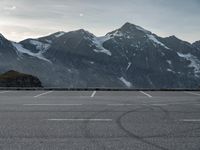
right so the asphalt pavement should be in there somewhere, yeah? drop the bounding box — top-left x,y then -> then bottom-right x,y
0,90 -> 199,150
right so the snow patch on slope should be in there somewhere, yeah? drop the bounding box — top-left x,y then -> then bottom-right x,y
177,52 -> 200,76
55,32 -> 65,38
167,60 -> 172,65
12,42 -> 51,63
147,35 -> 170,49
119,77 -> 132,88
93,49 -> 111,56
126,62 -> 132,71
110,31 -> 123,37
45,40 -> 52,44
29,40 -> 50,52
167,68 -> 175,73
92,36 -> 112,56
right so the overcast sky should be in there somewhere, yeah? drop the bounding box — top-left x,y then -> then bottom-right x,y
0,0 -> 199,42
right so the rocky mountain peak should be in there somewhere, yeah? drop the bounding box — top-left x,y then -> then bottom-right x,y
1,22 -> 200,88
0,33 -> 8,42
120,22 -> 151,34
166,35 -> 180,41
72,29 -> 95,38
193,40 -> 200,49
0,33 -> 4,38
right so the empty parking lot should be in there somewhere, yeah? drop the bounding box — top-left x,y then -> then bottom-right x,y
0,90 -> 199,150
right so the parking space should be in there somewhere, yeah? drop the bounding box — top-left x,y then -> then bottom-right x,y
1,90 -> 200,105
1,90 -> 200,98
36,91 -> 93,97
0,90 -> 44,97
0,90 -> 200,150
145,91 -> 200,97
95,91 -> 146,97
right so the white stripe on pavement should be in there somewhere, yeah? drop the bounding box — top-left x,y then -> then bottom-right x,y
24,104 -> 82,106
0,91 -> 10,94
107,104 -> 134,106
151,104 -> 168,106
180,119 -> 200,122
47,119 -> 112,122
140,91 -> 152,98
91,91 -> 96,98
34,91 -> 53,98
184,92 -> 200,96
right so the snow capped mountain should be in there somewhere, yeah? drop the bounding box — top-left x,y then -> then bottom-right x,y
0,22 -> 200,88
12,42 -> 51,63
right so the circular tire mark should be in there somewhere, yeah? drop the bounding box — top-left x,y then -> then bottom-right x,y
141,105 -> 200,139
116,106 -> 169,150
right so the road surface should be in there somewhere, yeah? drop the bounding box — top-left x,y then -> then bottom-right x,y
0,90 -> 199,150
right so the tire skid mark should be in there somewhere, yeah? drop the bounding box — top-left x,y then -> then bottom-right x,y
141,106 -> 200,139
116,106 -> 169,150
153,105 -> 172,122
142,127 -> 200,139
83,109 -> 108,149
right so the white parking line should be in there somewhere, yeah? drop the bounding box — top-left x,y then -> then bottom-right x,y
23,104 -> 82,106
150,104 -> 168,106
91,91 -> 96,98
180,119 -> 200,122
47,119 -> 112,122
107,104 -> 134,106
34,91 -> 53,98
184,92 -> 200,96
0,91 -> 10,94
107,103 -> 168,106
140,91 -> 152,98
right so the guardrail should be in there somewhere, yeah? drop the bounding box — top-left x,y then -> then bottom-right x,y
0,87 -> 200,91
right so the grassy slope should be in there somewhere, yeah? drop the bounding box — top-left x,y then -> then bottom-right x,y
0,70 -> 33,80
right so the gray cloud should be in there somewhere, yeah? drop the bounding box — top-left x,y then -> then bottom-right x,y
0,0 -> 199,42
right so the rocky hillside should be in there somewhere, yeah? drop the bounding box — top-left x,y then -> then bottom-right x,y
0,22 -> 200,88
193,41 -> 200,50
0,70 -> 42,87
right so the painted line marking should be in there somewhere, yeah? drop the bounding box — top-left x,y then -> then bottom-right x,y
107,103 -> 167,106
47,119 -> 112,122
107,104 -> 133,106
34,91 -> 53,98
140,91 -> 152,98
23,103 -> 200,107
184,92 -> 200,96
151,104 -> 168,106
23,104 -> 82,106
0,91 -> 10,94
180,119 -> 200,122
108,103 -> 200,106
91,91 -> 96,98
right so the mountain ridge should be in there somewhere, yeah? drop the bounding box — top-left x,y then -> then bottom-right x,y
0,22 -> 200,88
1,22 -> 199,45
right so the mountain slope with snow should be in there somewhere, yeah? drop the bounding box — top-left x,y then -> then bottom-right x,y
0,22 -> 200,88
